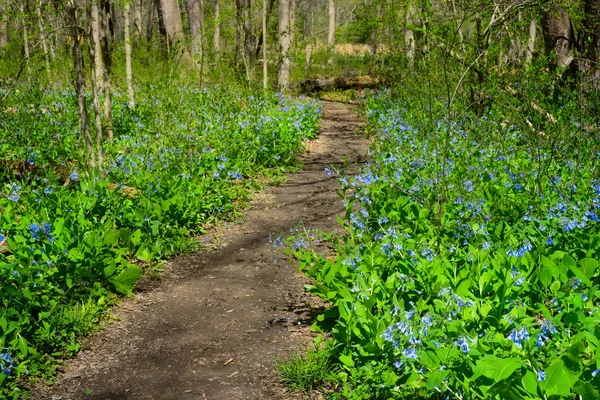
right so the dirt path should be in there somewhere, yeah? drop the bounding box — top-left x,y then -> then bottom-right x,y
36,101 -> 367,400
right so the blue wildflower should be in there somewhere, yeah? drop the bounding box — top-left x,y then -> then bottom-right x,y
537,369 -> 546,382
592,369 -> 600,378
454,336 -> 470,353
70,170 -> 79,181
402,347 -> 418,359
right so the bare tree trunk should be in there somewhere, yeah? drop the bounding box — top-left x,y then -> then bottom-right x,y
158,0 -> 193,66
147,0 -> 156,42
263,0 -> 268,90
541,7 -> 574,70
327,0 -> 335,47
305,43 -> 311,74
289,0 -> 295,44
186,0 -> 204,58
67,2 -> 96,168
124,1 -> 135,108
278,0 -> 290,90
369,3 -> 383,74
20,3 -> 31,76
90,1 -> 104,170
133,0 -> 142,43
405,3 -> 415,69
154,0 -> 168,53
525,19 -> 536,65
91,1 -> 104,92
0,5 -> 8,48
235,0 -> 256,79
100,0 -> 114,141
213,0 -> 220,57
36,0 -> 51,80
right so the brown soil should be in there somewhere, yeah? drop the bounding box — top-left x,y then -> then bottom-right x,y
34,101 -> 367,400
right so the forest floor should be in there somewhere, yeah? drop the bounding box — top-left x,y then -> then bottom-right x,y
33,101 -> 367,400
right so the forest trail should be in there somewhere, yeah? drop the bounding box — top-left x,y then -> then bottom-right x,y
36,101 -> 367,400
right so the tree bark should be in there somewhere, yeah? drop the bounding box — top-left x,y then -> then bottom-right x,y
158,0 -> 193,65
541,7 -> 574,70
0,5 -> 8,48
289,0 -> 295,44
36,0 -> 51,79
67,2 -> 96,168
525,19 -> 536,65
370,3 -> 383,74
263,0 -> 268,90
133,0 -> 142,43
405,2 -> 415,68
186,0 -> 204,58
213,0 -> 220,57
278,0 -> 290,90
90,0 -> 104,169
124,1 -> 135,108
327,0 -> 335,47
100,0 -> 114,141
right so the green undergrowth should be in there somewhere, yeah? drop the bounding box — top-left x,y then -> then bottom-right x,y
286,70 -> 600,399
0,83 -> 321,396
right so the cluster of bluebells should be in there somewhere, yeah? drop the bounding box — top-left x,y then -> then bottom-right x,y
0,350 -> 14,376
29,222 -> 54,243
306,93 -> 600,397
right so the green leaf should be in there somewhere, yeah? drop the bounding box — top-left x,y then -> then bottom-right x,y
130,229 -> 142,246
109,266 -> 142,296
103,230 -> 119,246
17,335 -> 28,357
473,355 -> 522,383
579,258 -> 598,280
540,266 -> 553,287
522,370 -> 538,395
573,380 -> 600,400
543,360 -> 573,397
339,354 -> 354,367
425,369 -> 449,390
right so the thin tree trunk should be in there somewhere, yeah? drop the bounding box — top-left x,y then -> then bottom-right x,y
21,3 -> 31,76
278,0 -> 290,90
526,19 -> 536,65
36,0 -> 51,80
213,0 -> 220,57
154,0 -> 167,53
405,3 -> 415,69
133,0 -> 142,43
67,2 -> 95,168
100,0 -> 114,141
305,43 -> 311,74
289,0 -> 295,44
186,0 -> 204,57
263,0 -> 268,90
0,5 -> 8,48
90,1 -> 104,170
147,0 -> 156,42
327,0 -> 335,47
369,3 -> 382,74
124,1 -> 135,108
91,0 -> 104,92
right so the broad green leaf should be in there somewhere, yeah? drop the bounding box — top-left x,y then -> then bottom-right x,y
522,370 -> 538,395
473,355 -> 522,383
579,258 -> 598,280
573,380 -> 600,400
109,266 -> 142,296
103,230 -> 119,246
339,354 -> 354,367
543,360 -> 573,397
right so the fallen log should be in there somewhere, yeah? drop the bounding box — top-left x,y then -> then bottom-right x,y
299,75 -> 383,93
